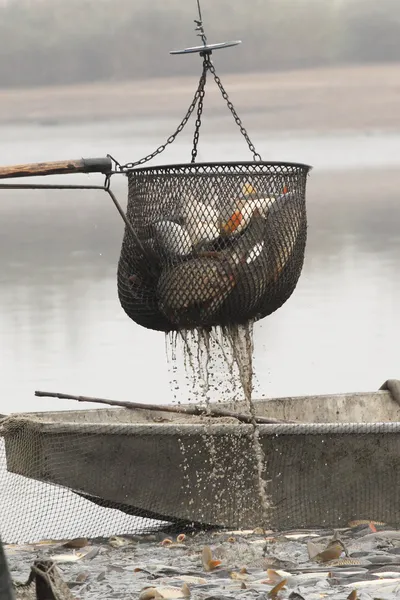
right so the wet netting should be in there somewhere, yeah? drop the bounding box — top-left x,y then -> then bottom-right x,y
117,162 -> 309,332
112,51 -> 311,333
1,397 -> 400,545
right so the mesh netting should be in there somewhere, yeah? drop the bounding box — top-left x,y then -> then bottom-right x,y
1,396 -> 400,545
117,162 -> 310,331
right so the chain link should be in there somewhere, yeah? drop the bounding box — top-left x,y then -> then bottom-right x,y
191,59 -> 207,163
208,61 -> 261,161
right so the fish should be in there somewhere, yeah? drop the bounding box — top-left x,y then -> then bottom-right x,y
201,546 -> 222,572
220,184 -> 294,237
230,571 -> 249,581
372,571 -> 400,578
283,533 -> 321,540
206,209 -> 270,315
157,185 -> 301,325
243,182 -> 258,197
176,576 -> 207,584
180,195 -> 221,247
157,255 -> 236,326
326,558 -> 363,567
139,585 -> 190,599
357,530 -> 400,541
222,194 -> 303,317
314,539 -> 348,563
145,220 -> 194,259
221,196 -> 275,236
108,535 -> 133,548
49,551 -> 87,563
348,519 -> 386,529
62,537 -> 88,549
265,568 -> 330,587
344,577 -> 400,589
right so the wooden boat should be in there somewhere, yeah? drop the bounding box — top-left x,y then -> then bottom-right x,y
1,387 -> 400,530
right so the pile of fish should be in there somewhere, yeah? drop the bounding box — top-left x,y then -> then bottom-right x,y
5,521 -> 400,599
126,182 -> 301,328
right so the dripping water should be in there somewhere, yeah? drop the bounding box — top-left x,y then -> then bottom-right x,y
222,321 -> 271,522
165,322 -> 270,528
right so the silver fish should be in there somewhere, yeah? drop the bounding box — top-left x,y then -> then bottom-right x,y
147,220 -> 193,259
345,577 -> 400,588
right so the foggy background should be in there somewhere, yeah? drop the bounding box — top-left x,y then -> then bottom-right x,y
0,0 -> 399,88
0,0 -> 399,412
0,0 -> 400,545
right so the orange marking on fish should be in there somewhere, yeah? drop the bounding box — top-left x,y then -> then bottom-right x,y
202,546 -> 222,572
283,185 -> 288,194
369,522 -> 377,532
222,210 -> 243,234
160,538 -> 173,546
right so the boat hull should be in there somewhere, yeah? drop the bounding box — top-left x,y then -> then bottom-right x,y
2,391 -> 400,529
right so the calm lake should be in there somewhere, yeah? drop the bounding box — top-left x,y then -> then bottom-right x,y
1,120 -> 400,414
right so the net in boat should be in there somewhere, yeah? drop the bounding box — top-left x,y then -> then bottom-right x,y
1,394 -> 400,545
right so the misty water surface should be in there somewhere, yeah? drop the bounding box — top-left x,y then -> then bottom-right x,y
0,120 -> 400,542
1,120 -> 400,415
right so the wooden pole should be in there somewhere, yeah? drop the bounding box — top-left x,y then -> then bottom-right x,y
34,390 -> 293,424
0,157 -> 112,179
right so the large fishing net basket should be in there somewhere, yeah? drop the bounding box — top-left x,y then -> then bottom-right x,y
117,161 -> 310,332
112,51 -> 311,332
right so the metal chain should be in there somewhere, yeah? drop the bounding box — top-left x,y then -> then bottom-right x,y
208,61 -> 262,161
119,53 -> 261,169
120,60 -> 208,171
191,58 -> 208,163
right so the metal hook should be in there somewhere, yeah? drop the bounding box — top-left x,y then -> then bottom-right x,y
170,0 -> 241,56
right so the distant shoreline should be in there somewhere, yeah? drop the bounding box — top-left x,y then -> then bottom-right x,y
0,63 -> 400,133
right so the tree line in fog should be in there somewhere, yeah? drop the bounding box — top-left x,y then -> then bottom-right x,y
0,0 -> 399,88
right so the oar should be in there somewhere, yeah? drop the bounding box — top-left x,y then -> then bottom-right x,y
0,156 -> 112,179
34,390 -> 294,424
